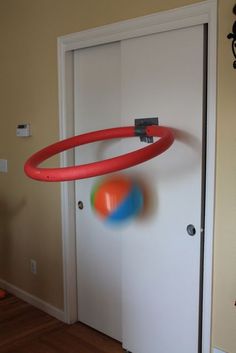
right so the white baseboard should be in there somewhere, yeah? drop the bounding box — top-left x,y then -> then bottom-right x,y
213,348 -> 227,353
0,278 -> 65,322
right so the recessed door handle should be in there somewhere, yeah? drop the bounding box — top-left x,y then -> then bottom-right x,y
78,201 -> 84,210
186,224 -> 196,236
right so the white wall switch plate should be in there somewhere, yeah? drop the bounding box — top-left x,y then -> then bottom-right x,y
214,348 -> 227,353
16,123 -> 31,137
0,159 -> 8,172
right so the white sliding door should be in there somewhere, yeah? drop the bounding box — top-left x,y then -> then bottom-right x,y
120,25 -> 205,353
74,42 -> 122,341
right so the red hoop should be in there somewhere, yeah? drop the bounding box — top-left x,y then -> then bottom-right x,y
24,125 -> 174,182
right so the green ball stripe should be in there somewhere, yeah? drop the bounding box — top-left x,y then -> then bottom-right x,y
90,180 -> 102,208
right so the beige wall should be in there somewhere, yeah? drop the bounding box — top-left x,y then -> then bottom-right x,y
0,0 -> 235,352
213,1 -> 236,352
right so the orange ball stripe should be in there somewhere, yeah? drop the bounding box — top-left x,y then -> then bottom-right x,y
94,177 -> 132,218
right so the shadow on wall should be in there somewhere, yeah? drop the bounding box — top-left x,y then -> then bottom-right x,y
0,198 -> 26,278
95,127 -> 201,180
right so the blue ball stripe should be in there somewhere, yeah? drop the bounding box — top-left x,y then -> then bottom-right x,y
107,184 -> 143,223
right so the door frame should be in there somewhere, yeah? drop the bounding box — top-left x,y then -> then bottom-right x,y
57,1 -> 217,352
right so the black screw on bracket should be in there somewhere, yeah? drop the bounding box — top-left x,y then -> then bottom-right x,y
227,4 -> 236,69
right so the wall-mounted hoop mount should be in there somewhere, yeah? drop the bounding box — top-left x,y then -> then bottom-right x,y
135,117 -> 159,143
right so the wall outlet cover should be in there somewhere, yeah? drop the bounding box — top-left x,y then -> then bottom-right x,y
0,159 -> 8,173
30,259 -> 37,275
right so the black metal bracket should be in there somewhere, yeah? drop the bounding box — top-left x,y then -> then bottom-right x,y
227,4 -> 236,69
134,117 -> 159,143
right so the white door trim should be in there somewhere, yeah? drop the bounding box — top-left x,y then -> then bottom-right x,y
57,2 -> 217,352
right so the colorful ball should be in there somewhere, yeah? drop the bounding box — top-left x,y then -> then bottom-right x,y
91,175 -> 143,223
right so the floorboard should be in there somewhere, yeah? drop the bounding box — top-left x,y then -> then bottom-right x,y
0,294 -> 123,353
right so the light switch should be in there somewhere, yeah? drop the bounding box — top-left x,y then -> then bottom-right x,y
0,159 -> 8,172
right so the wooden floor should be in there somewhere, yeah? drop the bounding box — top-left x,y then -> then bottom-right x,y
0,294 -> 123,353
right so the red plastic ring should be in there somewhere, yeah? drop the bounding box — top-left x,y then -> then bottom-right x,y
24,125 -> 174,182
